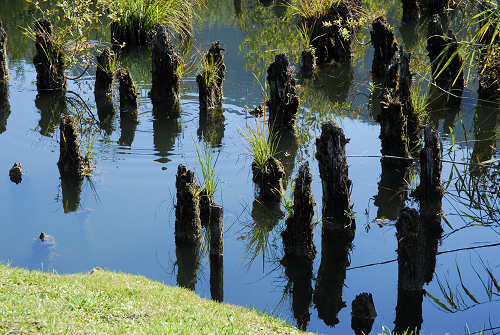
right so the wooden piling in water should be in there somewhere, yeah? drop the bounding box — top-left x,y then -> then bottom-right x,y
417,125 -> 443,202
33,19 -> 66,93
196,42 -> 225,115
209,204 -> 224,257
57,115 -> 86,178
281,162 -> 316,261
150,25 -> 181,119
351,293 -> 377,335
0,20 -> 8,83
210,254 -> 223,302
315,120 -> 354,234
95,48 -> 114,101
267,53 -> 299,132
117,68 -> 138,114
370,16 -> 398,79
175,165 -> 202,245
252,156 -> 285,202
378,97 -> 410,159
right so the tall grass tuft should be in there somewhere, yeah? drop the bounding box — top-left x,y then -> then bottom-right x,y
288,0 -> 341,19
194,141 -> 220,201
241,120 -> 279,172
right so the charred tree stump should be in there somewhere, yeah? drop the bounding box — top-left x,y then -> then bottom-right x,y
401,0 -> 419,23
252,156 -> 285,202
210,254 -> 223,302
378,97 -> 410,159
209,204 -> 224,257
9,162 -> 23,184
399,48 -> 421,149
280,255 -> 314,330
117,68 -> 138,114
306,1 -> 353,64
150,26 -> 181,119
267,53 -> 299,132
175,165 -> 202,245
351,293 -> 377,335
281,162 -> 316,261
33,19 -> 66,93
0,20 -> 8,83
370,16 -> 398,79
57,115 -> 88,178
301,47 -> 316,77
316,121 -> 354,234
426,15 -> 464,94
196,42 -> 225,115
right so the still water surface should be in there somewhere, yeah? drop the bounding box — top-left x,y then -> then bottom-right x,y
1,1 -> 499,334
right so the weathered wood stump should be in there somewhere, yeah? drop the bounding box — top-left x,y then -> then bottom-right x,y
415,125 -> 443,204
281,162 -> 316,261
267,53 -> 299,132
370,16 -> 398,79
0,19 -> 8,83
9,162 -> 23,184
351,293 -> 377,335
305,1 -> 353,64
117,68 -> 138,114
0,81 -> 9,134
398,48 -> 421,149
95,48 -> 114,100
301,47 -> 316,77
426,15 -> 464,94
58,115 -> 88,178
209,204 -> 224,257
150,25 -> 181,119
252,156 -> 285,202
196,42 -> 225,115
378,97 -> 410,159
175,165 -> 202,245
401,0 -> 419,23
33,19 -> 66,93
315,121 -> 354,235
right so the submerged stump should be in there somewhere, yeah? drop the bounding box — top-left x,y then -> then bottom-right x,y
57,115 -> 88,178
301,47 -> 316,77
209,204 -> 224,257
252,156 -> 285,202
150,25 -> 181,119
426,15 -> 464,94
351,293 -> 377,335
267,53 -> 299,132
33,19 -> 66,93
378,97 -> 410,159
0,19 -> 8,83
370,16 -> 398,79
175,165 -> 202,245
9,162 -> 23,184
281,162 -> 316,261
117,68 -> 138,114
196,42 -> 225,115
95,48 -> 114,100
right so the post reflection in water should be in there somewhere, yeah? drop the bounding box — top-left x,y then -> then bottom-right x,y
276,131 -> 298,184
0,82 -> 9,134
210,254 -> 223,302
470,100 -> 500,175
35,92 -> 67,137
175,241 -> 201,291
96,95 -> 115,136
118,111 -> 138,147
153,116 -> 181,164
351,292 -> 377,335
427,86 -> 462,134
374,158 -> 411,220
59,174 -> 83,213
198,107 -> 224,148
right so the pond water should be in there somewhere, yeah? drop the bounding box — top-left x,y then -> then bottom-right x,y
1,0 -> 499,334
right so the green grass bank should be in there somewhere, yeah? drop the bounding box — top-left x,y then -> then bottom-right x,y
0,264 -> 312,334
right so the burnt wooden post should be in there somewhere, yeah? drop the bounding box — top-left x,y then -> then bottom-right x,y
58,115 -> 87,178
252,156 -> 285,202
378,97 -> 410,159
33,19 -> 66,93
150,25 -> 181,118
267,53 -> 299,132
117,68 -> 138,114
175,164 -> 202,245
370,16 -> 398,79
209,204 -> 224,257
315,121 -> 354,234
196,42 -> 225,115
281,162 -> 316,260
401,0 -> 419,23
351,293 -> 377,335
0,20 -> 8,83
399,48 -> 421,149
426,15 -> 464,94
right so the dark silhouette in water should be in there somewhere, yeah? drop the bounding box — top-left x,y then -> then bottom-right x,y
351,293 -> 377,335
210,254 -> 223,302
95,48 -> 115,136
0,81 -> 9,134
197,107 -> 224,147
154,116 -> 181,164
175,241 -> 201,290
470,100 -> 500,176
35,93 -> 67,137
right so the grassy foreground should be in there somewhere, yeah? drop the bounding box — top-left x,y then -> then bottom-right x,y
0,265 -> 311,335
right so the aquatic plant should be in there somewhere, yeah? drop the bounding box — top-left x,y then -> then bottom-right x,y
288,0 -> 342,19
194,141 -> 220,201
241,120 -> 279,172
199,51 -> 224,89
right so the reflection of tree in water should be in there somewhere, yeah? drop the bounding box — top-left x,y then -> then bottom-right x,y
281,255 -> 313,330
35,93 -> 67,137
118,112 -> 138,147
275,131 -> 298,184
0,82 -> 9,134
427,86 -> 462,134
96,95 -> 115,136
470,100 -> 499,172
59,174 -> 83,213
30,234 -> 57,270
243,198 -> 283,271
198,108 -> 224,148
154,116 -> 181,163
175,241 -> 201,291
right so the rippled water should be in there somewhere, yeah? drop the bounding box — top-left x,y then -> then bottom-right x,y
1,1 -> 499,334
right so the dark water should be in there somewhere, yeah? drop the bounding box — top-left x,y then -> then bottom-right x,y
1,1 -> 499,334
